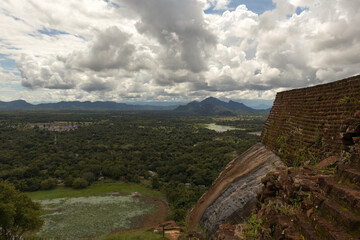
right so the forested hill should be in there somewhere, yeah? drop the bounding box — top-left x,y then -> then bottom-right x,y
0,98 -> 271,115
0,100 -> 175,111
175,97 -> 270,116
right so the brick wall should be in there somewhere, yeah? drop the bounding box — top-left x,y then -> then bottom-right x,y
261,75 -> 360,166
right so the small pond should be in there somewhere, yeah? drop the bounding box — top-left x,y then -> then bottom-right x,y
203,123 -> 244,132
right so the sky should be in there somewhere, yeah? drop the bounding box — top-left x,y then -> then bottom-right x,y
0,0 -> 359,104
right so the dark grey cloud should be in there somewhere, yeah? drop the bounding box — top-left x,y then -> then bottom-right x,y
79,76 -> 114,92
68,27 -> 136,72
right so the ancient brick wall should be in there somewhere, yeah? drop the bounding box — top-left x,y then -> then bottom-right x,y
261,75 -> 360,166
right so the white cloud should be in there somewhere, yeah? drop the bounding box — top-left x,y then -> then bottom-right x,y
213,0 -> 232,10
0,0 -> 359,103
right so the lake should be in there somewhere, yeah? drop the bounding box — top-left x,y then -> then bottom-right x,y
204,123 -> 244,132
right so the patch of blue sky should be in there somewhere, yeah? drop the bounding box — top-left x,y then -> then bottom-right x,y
104,0 -> 120,8
3,11 -> 24,22
205,0 -> 275,15
9,15 -> 22,21
38,28 -> 69,36
75,34 -> 88,41
295,6 -> 309,15
287,7 -> 309,18
37,28 -> 87,41
0,54 -> 16,70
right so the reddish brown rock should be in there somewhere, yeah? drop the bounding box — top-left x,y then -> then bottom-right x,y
353,136 -> 360,144
354,110 -> 360,118
250,164 -> 360,239
306,208 -> 313,218
318,156 -> 340,168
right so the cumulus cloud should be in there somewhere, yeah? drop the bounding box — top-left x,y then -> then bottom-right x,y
0,0 -> 360,102
121,0 -> 217,73
68,27 -> 136,72
18,25 -> 157,92
203,0 -> 360,94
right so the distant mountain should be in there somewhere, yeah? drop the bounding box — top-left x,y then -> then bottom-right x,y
0,100 -> 35,110
174,97 -> 269,115
0,100 -> 176,111
0,99 -> 270,114
37,101 -> 129,110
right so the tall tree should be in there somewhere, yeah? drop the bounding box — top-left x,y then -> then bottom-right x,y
0,181 -> 43,240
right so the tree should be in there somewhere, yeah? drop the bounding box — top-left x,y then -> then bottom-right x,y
72,178 -> 88,189
40,178 -> 57,190
151,176 -> 160,189
64,176 -> 74,187
81,172 -> 95,184
0,181 -> 43,240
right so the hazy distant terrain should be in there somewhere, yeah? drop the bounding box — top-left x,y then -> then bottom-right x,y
0,97 -> 270,116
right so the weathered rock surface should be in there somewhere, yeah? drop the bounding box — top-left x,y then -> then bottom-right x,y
186,143 -> 283,233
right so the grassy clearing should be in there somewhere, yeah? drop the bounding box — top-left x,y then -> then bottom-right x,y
25,180 -> 166,239
36,194 -> 154,239
26,180 -> 165,200
101,228 -> 167,240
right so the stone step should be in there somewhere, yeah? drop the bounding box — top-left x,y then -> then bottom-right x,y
338,164 -> 360,185
311,214 -> 357,240
318,176 -> 360,210
320,198 -> 360,232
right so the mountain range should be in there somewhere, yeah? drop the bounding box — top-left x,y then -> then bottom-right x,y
0,100 -> 174,111
174,97 -> 270,115
0,98 -> 270,115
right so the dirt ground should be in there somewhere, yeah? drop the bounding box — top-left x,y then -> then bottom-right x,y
109,195 -> 169,235
136,195 -> 169,228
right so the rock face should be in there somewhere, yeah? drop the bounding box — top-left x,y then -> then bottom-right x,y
186,143 -> 283,233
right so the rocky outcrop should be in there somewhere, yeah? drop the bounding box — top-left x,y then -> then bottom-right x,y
252,155 -> 360,240
186,143 -> 283,233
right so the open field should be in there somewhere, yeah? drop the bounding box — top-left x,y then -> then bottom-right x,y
26,181 -> 167,239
